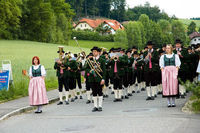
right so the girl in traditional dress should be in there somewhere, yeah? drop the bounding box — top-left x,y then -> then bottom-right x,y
159,44 -> 181,107
28,56 -> 49,113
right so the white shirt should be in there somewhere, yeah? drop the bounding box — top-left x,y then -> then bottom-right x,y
29,65 -> 46,77
159,53 -> 181,68
197,60 -> 200,73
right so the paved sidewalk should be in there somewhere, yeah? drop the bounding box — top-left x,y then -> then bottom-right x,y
0,89 -> 59,121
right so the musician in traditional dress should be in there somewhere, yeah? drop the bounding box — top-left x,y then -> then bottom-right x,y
84,46 -> 106,112
144,41 -> 160,100
54,50 -> 69,105
28,56 -> 48,113
160,44 -> 181,107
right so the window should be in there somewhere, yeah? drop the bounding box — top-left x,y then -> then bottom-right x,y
194,39 -> 196,41
85,24 -> 87,27
80,24 -> 82,27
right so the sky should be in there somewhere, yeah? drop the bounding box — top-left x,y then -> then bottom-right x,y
126,0 -> 200,19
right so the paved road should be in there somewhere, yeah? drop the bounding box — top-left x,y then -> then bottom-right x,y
0,89 -> 200,133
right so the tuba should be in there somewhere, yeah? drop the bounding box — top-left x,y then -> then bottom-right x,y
58,46 -> 64,61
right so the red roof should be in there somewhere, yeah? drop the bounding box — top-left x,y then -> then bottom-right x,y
104,20 -> 124,31
189,32 -> 200,39
76,18 -> 124,31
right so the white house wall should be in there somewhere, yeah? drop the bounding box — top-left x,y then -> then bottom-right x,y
103,24 -> 116,34
75,23 -> 93,31
190,37 -> 200,45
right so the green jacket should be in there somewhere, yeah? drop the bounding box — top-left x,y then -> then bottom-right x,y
134,57 -> 145,71
67,60 -> 78,78
108,57 -> 126,77
84,56 -> 106,83
127,57 -> 134,73
54,62 -> 69,78
143,49 -> 160,72
173,48 -> 189,72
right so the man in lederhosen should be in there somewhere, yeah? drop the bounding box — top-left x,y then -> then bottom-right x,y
144,41 -> 160,100
54,50 -> 70,105
84,46 -> 106,112
132,51 -> 145,93
74,54 -> 83,99
108,48 -> 125,102
173,39 -> 189,98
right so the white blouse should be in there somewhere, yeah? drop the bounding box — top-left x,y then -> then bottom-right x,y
159,53 -> 181,68
29,65 -> 46,77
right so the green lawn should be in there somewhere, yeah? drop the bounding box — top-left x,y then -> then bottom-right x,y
179,19 -> 200,28
68,40 -> 115,50
0,40 -> 114,102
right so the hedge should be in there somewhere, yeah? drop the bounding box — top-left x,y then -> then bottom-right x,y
71,30 -> 114,42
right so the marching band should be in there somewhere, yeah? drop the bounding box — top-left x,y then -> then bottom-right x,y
53,39 -> 200,112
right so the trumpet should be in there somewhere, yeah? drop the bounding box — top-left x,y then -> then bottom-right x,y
73,37 -> 103,78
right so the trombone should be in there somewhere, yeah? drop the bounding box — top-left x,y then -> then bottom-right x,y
73,37 -> 103,78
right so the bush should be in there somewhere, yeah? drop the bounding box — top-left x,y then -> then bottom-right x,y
185,81 -> 200,112
71,30 -> 114,42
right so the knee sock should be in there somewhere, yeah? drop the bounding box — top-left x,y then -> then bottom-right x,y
146,87 -> 151,97
87,91 -> 91,100
59,92 -> 63,102
119,90 -> 122,99
99,96 -> 103,107
65,91 -> 69,101
93,97 -> 98,108
114,90 -> 118,99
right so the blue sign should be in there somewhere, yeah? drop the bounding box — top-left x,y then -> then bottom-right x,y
0,70 -> 10,91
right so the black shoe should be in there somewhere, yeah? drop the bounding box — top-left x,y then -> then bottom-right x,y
65,101 -> 69,105
151,96 -> 155,100
158,92 -> 162,95
75,96 -> 78,100
184,93 -> 187,96
113,99 -> 118,102
57,101 -> 63,105
109,87 -> 111,89
137,91 -> 140,93
111,91 -> 114,94
155,95 -> 157,98
92,107 -> 98,112
80,96 -> 83,99
118,99 -> 122,102
132,91 -> 135,94
181,95 -> 185,99
98,107 -> 102,112
146,97 -> 151,100
167,104 -> 171,108
86,100 -> 91,104
121,96 -> 124,99
128,93 -> 132,96
171,104 -> 176,107
125,95 -> 129,99
141,88 -> 145,91
71,98 -> 75,102
105,95 -> 109,98
35,110 -> 42,113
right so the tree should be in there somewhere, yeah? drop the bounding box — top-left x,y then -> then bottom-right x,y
158,19 -> 173,44
150,21 -> 163,48
138,14 -> 152,42
137,22 -> 146,48
126,21 -> 142,49
171,20 -> 187,44
0,0 -> 22,39
110,0 -> 126,22
114,29 -> 128,48
187,21 -> 197,35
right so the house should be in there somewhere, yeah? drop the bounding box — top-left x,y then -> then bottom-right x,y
74,18 -> 124,34
189,32 -> 200,45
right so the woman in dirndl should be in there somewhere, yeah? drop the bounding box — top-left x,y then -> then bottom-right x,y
159,44 -> 181,107
28,56 -> 49,113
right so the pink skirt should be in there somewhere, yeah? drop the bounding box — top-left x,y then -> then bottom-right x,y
162,66 -> 178,97
28,77 -> 49,106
